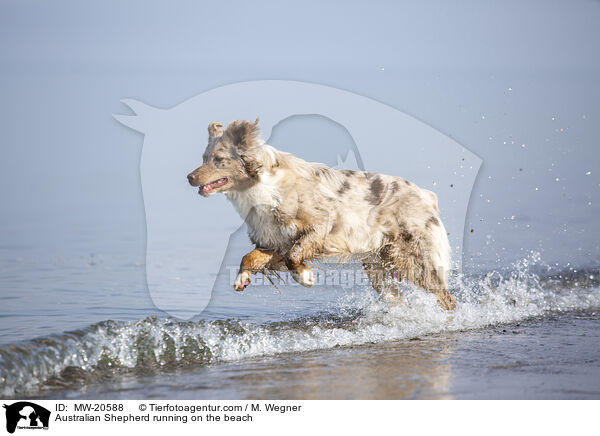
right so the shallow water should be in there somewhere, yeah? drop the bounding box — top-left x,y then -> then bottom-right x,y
1,239 -> 599,398
32,311 -> 600,400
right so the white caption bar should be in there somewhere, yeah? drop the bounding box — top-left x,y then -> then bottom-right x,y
1,400 -> 597,436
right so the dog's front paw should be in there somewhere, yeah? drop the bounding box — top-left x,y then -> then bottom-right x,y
234,271 -> 251,291
292,267 -> 315,288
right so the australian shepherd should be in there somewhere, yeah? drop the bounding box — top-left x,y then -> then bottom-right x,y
187,119 -> 456,310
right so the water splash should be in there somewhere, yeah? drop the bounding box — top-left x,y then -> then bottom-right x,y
1,256 -> 599,397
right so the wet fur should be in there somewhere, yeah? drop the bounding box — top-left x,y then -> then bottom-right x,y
187,120 -> 456,310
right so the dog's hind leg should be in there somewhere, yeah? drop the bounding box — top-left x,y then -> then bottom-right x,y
234,248 -> 283,291
431,287 -> 456,311
384,242 -> 456,310
417,241 -> 456,311
362,255 -> 403,303
422,267 -> 456,311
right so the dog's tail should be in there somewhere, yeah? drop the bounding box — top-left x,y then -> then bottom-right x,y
430,217 -> 451,287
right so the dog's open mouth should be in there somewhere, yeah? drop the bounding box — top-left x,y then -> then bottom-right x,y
199,177 -> 229,195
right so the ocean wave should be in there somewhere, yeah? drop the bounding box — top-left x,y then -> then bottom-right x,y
1,256 -> 599,397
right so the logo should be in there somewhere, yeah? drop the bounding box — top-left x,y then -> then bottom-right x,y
3,402 -> 50,433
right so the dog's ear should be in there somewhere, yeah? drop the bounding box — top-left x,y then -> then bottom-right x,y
208,122 -> 224,142
225,118 -> 261,150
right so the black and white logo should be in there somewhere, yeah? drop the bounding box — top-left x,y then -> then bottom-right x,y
3,402 -> 50,433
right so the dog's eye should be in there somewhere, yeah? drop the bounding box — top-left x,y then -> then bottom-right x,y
214,156 -> 229,167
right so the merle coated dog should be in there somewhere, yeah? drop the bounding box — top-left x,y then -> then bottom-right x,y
187,119 -> 456,310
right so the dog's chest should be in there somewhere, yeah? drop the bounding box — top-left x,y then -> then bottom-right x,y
226,177 -> 297,249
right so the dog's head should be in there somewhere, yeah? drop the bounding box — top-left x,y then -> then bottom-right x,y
187,118 -> 265,196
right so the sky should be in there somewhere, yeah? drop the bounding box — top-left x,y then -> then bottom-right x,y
0,0 -> 599,272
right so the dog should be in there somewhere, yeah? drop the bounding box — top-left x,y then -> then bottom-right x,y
187,119 -> 456,310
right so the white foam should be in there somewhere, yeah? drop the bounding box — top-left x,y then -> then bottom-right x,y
1,257 -> 600,396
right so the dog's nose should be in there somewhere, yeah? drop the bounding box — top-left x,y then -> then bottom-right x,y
187,173 -> 196,185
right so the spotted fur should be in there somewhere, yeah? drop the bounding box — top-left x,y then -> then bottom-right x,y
187,119 -> 456,310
